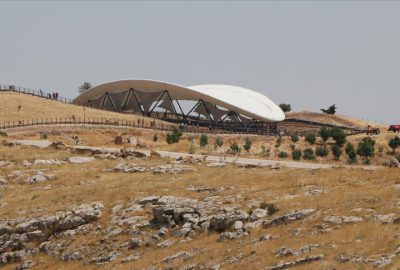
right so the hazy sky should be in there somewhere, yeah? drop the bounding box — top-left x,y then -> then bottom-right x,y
1,1 -> 399,124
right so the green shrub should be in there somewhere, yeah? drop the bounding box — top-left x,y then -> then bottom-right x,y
292,149 -> 302,160
275,136 -> 282,148
388,136 -> 400,154
290,144 -> 296,150
199,134 -> 208,147
305,133 -> 316,145
357,137 -> 376,164
303,148 -> 315,160
152,134 -> 158,142
331,144 -> 342,160
396,154 -> 400,163
166,129 -> 182,144
330,127 -> 346,146
0,130 -> 8,137
345,142 -> 357,164
259,202 -> 279,215
291,134 -> 299,143
278,151 -> 288,159
243,137 -> 252,152
279,103 -> 291,112
215,136 -> 223,147
315,146 -> 329,157
319,127 -> 331,144
230,142 -> 241,153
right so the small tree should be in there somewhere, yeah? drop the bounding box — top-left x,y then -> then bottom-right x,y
315,146 -> 329,157
78,82 -> 92,93
319,127 -> 331,144
278,151 -> 288,159
321,104 -> 337,115
291,134 -> 299,143
275,136 -> 282,148
330,127 -> 346,147
229,142 -> 241,153
215,136 -> 223,147
292,149 -> 302,160
243,137 -> 252,152
331,144 -> 342,160
166,129 -> 182,144
357,137 -> 376,164
279,103 -> 291,113
153,134 -> 158,142
305,133 -> 316,145
345,142 -> 357,164
199,134 -> 208,147
303,148 -> 315,160
388,136 -> 400,154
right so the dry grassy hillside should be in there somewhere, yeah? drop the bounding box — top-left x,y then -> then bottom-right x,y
286,111 -> 385,129
0,144 -> 399,269
0,92 -> 160,125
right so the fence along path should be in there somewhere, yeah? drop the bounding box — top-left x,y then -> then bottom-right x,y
0,84 -> 72,104
0,117 -> 276,136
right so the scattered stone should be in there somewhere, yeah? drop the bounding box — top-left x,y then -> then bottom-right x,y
233,221 -> 243,230
250,208 -> 268,221
209,209 -> 249,232
389,158 -> 400,168
121,254 -> 140,263
68,156 -> 95,164
373,257 -> 392,268
323,215 -> 363,225
207,162 -> 226,168
33,159 -> 64,165
129,238 -> 142,249
15,259 -> 36,270
263,209 -> 316,228
268,254 -> 324,270
162,251 -> 193,263
373,214 -> 397,224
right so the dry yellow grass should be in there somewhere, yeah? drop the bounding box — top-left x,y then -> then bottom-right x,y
0,92 -> 167,126
286,111 -> 386,129
1,144 -> 400,269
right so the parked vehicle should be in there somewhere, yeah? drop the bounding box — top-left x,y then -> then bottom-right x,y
389,125 -> 400,132
366,125 -> 380,135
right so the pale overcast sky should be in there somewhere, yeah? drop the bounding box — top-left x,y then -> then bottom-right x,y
1,1 -> 399,124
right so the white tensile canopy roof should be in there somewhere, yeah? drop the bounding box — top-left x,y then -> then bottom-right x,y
73,79 -> 285,122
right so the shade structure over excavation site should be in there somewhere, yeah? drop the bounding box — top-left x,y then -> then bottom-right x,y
73,79 -> 285,131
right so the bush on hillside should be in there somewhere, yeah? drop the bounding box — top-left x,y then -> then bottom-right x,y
279,103 -> 291,113
315,146 -> 329,157
357,137 -> 376,164
0,130 -> 8,137
278,151 -> 288,159
319,127 -> 331,144
243,137 -> 252,152
199,134 -> 208,147
291,134 -> 299,143
215,136 -> 223,147
388,136 -> 400,154
305,133 -> 316,145
275,136 -> 282,148
330,127 -> 346,147
292,149 -> 302,160
303,148 -> 315,160
153,134 -> 158,142
345,142 -> 357,164
229,142 -> 241,153
166,129 -> 182,144
331,144 -> 342,160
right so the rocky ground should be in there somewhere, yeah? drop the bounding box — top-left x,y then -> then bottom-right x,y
0,139 -> 400,269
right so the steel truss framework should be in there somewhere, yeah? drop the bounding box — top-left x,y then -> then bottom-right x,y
86,88 -> 277,134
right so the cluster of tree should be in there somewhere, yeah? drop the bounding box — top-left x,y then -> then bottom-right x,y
279,103 -> 291,113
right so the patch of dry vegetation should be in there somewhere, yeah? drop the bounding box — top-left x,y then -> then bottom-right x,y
1,143 -> 400,269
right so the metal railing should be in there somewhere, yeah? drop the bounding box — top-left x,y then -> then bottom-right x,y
0,117 -> 280,136
0,84 -> 72,104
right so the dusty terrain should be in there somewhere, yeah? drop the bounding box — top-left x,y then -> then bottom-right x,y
1,93 -> 400,270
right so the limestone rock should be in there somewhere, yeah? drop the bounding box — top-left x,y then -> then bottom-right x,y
68,156 -> 95,164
